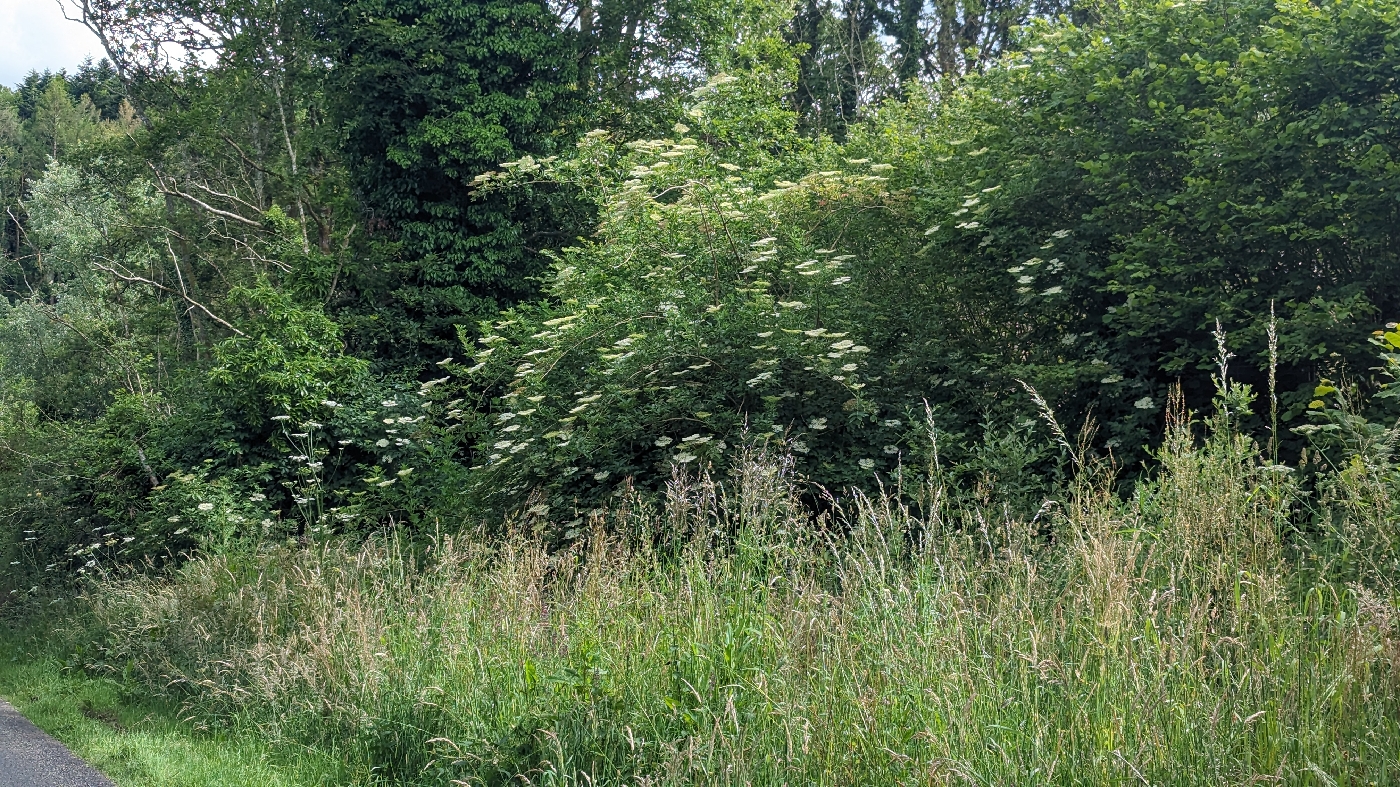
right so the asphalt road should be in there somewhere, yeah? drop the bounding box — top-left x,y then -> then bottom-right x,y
0,700 -> 113,787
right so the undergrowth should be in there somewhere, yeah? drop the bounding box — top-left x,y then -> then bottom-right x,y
46,387 -> 1400,786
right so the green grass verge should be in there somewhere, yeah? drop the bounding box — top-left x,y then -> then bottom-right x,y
0,627 -> 341,787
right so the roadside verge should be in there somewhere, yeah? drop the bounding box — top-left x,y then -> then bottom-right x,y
0,629 -> 339,787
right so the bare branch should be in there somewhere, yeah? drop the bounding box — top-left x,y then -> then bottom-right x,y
186,180 -> 265,216
92,256 -> 246,336
150,166 -> 264,228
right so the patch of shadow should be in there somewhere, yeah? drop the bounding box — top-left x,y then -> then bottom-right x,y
79,701 -> 123,731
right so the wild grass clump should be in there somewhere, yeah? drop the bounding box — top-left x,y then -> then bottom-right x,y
75,404 -> 1400,785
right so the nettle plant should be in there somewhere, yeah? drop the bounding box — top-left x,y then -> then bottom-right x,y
465,76 -> 913,529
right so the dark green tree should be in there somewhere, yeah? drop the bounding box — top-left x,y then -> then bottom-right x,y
877,0 -> 1400,456
66,58 -> 127,120
331,0 -> 581,367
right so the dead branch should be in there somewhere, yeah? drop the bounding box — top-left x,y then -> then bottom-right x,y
150,165 -> 264,228
91,256 -> 246,336
187,180 -> 265,216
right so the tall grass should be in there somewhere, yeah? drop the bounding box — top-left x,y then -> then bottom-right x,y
73,403 -> 1400,785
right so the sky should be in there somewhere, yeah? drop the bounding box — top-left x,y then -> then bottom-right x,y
0,0 -> 105,88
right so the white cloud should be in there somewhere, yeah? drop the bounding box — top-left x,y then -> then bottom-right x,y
0,0 -> 104,87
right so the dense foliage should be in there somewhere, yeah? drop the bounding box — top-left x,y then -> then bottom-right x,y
332,0 -> 585,363
3,0 -> 1400,577
459,0 -> 1400,532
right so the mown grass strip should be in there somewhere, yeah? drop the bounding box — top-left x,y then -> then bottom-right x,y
0,629 -> 342,787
